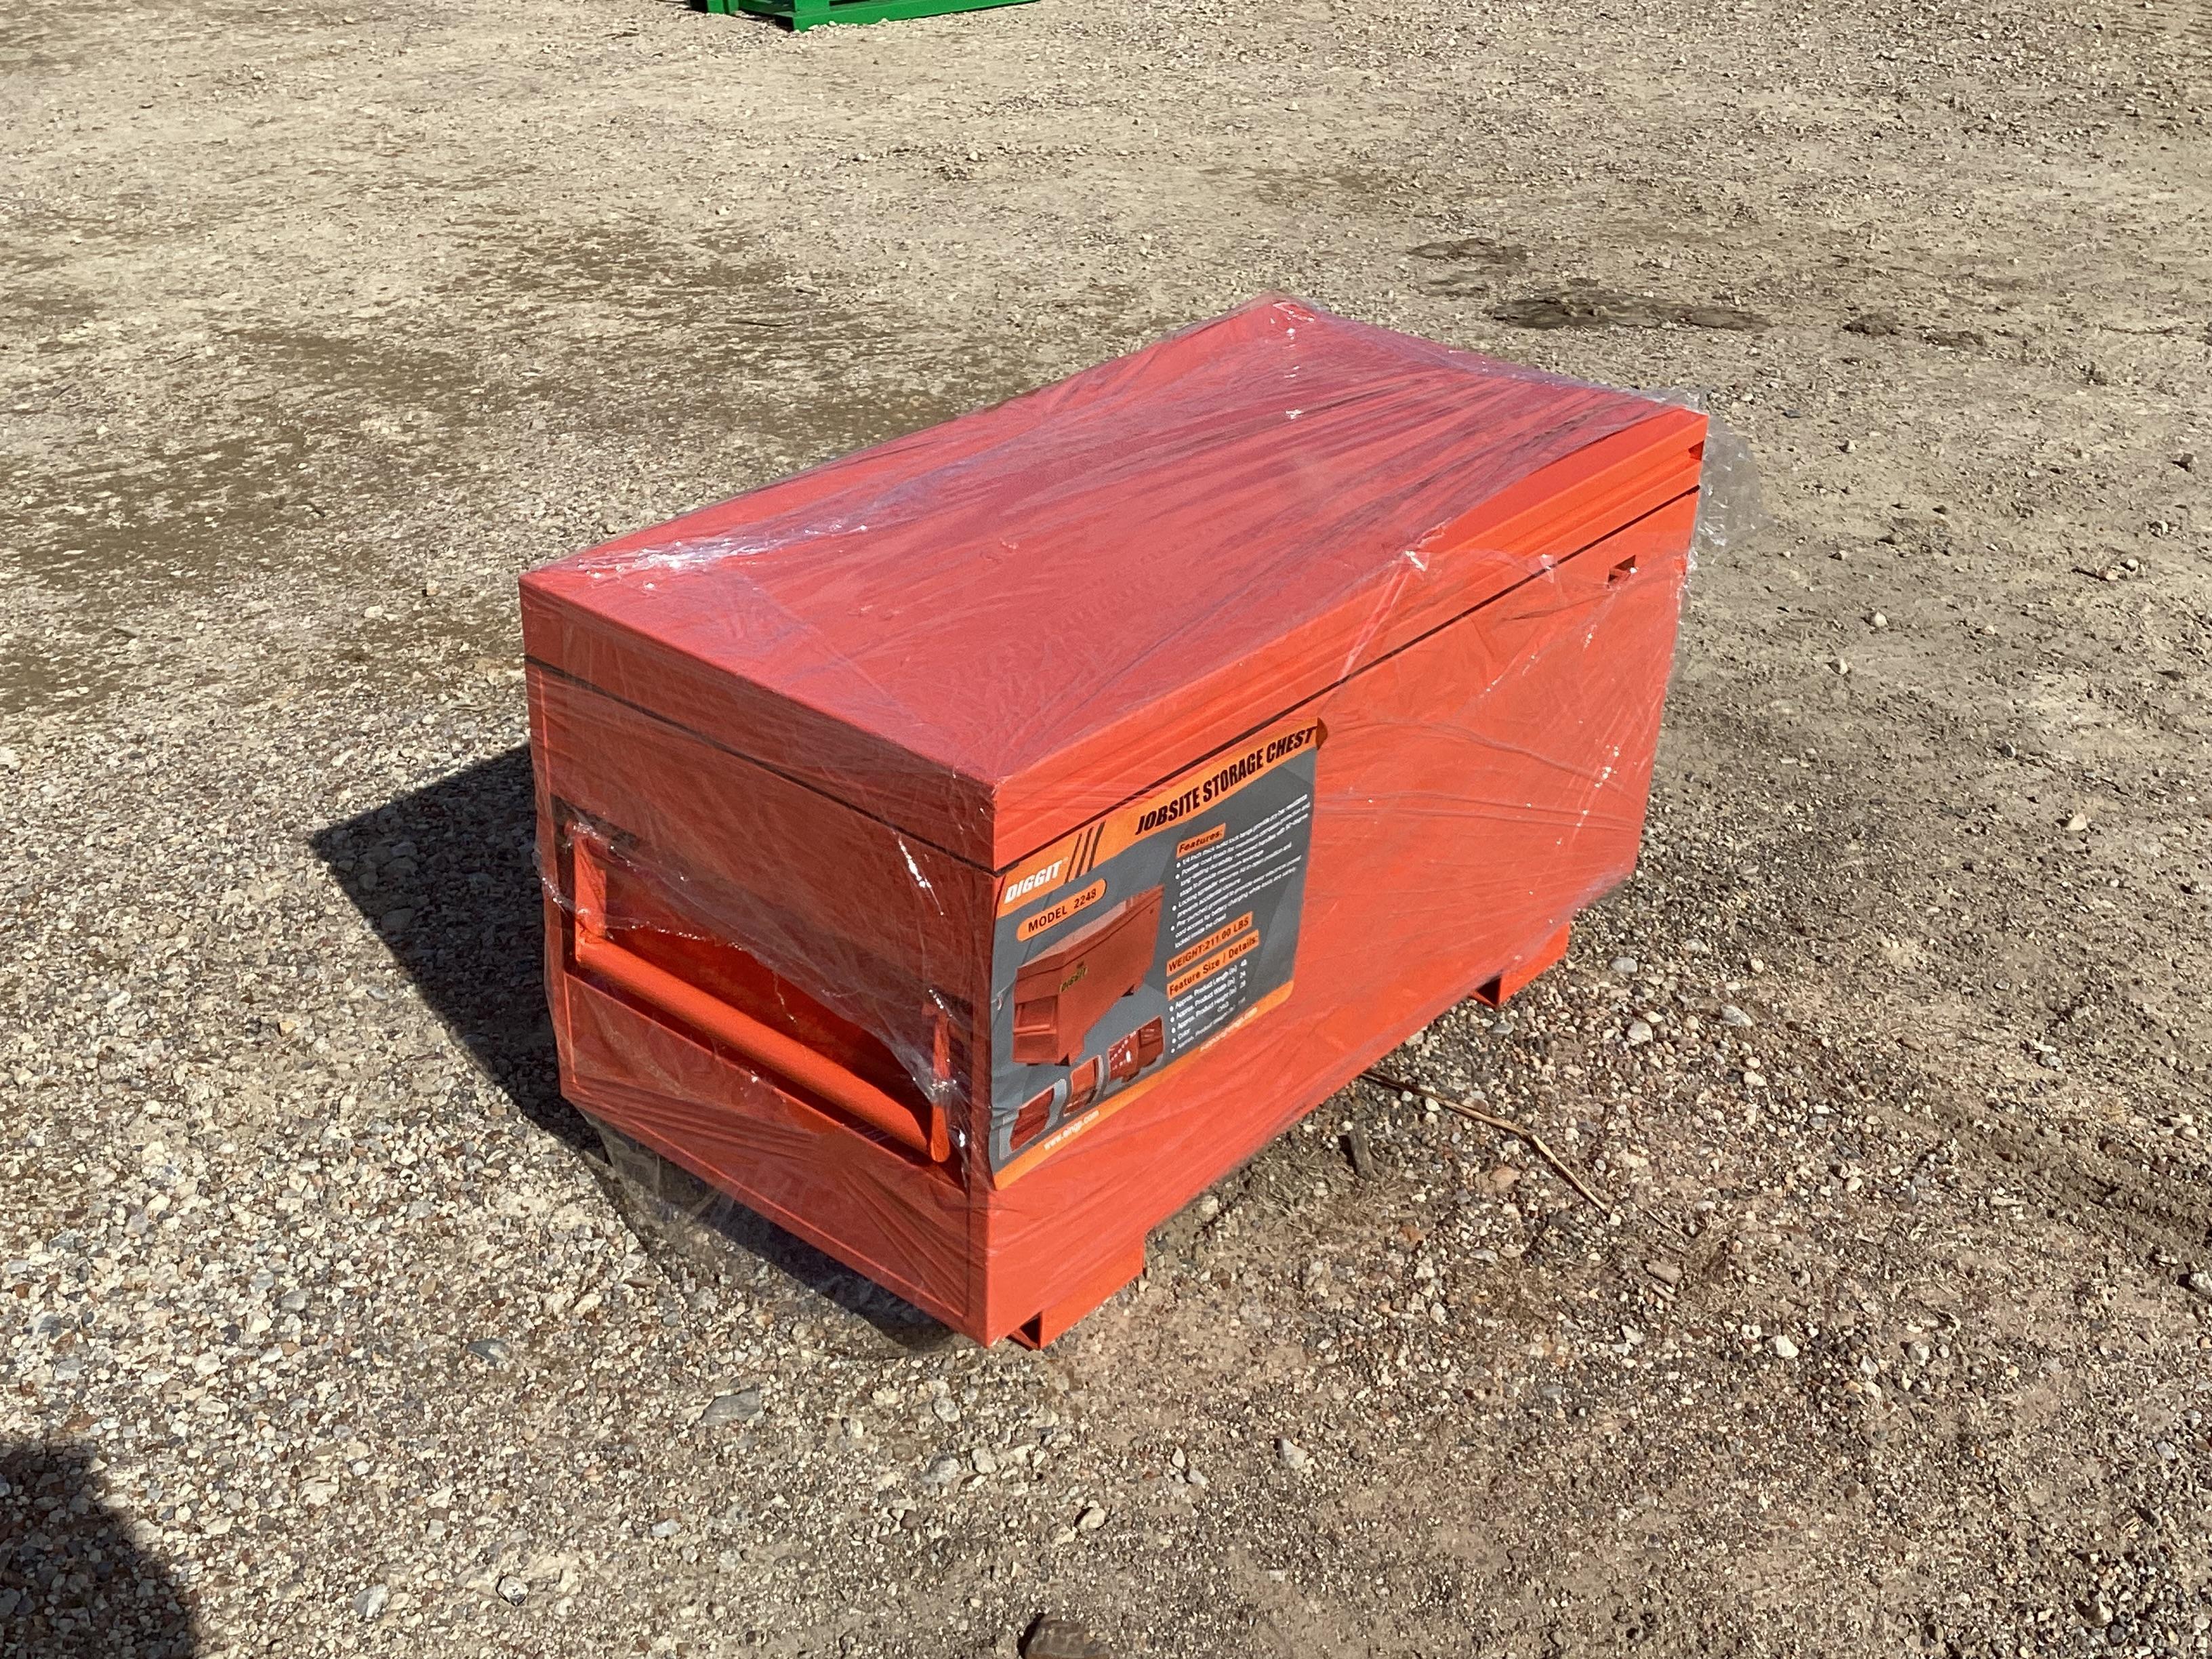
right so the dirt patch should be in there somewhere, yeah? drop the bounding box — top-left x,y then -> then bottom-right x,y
1491,286 -> 1769,331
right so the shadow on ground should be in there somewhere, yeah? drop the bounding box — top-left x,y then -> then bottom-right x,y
1,1441 -> 199,1659
311,745 -> 954,1352
310,745 -> 588,1154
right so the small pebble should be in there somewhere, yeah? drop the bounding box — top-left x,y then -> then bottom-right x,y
1645,1260 -> 1683,1287
1626,1020 -> 1654,1047
1276,1437 -> 1311,1473
1023,1616 -> 1115,1659
701,1388 -> 763,1427
1610,956 -> 1638,976
2184,1271 -> 2212,1300
1720,1004 -> 1753,1028
354,1584 -> 390,1621
465,1338 -> 512,1368
1076,1502 -> 1107,1532
497,1574 -> 529,1604
1771,1334 -> 1800,1359
921,1454 -> 964,1488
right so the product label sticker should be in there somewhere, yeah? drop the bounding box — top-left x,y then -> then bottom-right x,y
985,717 -> 1320,1183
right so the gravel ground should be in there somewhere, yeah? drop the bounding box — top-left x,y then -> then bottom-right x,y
4,0 -> 2211,1654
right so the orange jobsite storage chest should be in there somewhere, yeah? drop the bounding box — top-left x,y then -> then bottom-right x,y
520,296 -> 1710,1347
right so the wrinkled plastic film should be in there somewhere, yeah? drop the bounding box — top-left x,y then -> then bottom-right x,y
520,295 -> 1738,1343
1689,415 -> 1759,566
1643,388 -> 1758,571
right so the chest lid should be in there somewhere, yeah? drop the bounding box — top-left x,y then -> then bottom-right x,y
521,296 -> 1705,872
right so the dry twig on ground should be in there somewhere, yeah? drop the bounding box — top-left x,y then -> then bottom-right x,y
1361,1069 -> 1612,1212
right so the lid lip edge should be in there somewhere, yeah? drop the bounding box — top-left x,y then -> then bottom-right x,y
529,651 -> 1004,876
522,622 -> 1003,874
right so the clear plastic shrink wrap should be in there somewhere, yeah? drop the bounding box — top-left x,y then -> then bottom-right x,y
519,296 -> 1737,1345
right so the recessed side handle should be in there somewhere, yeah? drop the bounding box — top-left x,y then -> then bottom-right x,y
569,830 -> 949,1162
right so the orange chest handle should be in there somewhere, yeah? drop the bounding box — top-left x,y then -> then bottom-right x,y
568,830 -> 950,1163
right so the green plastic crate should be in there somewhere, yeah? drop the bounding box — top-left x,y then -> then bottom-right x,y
701,0 -> 1034,29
